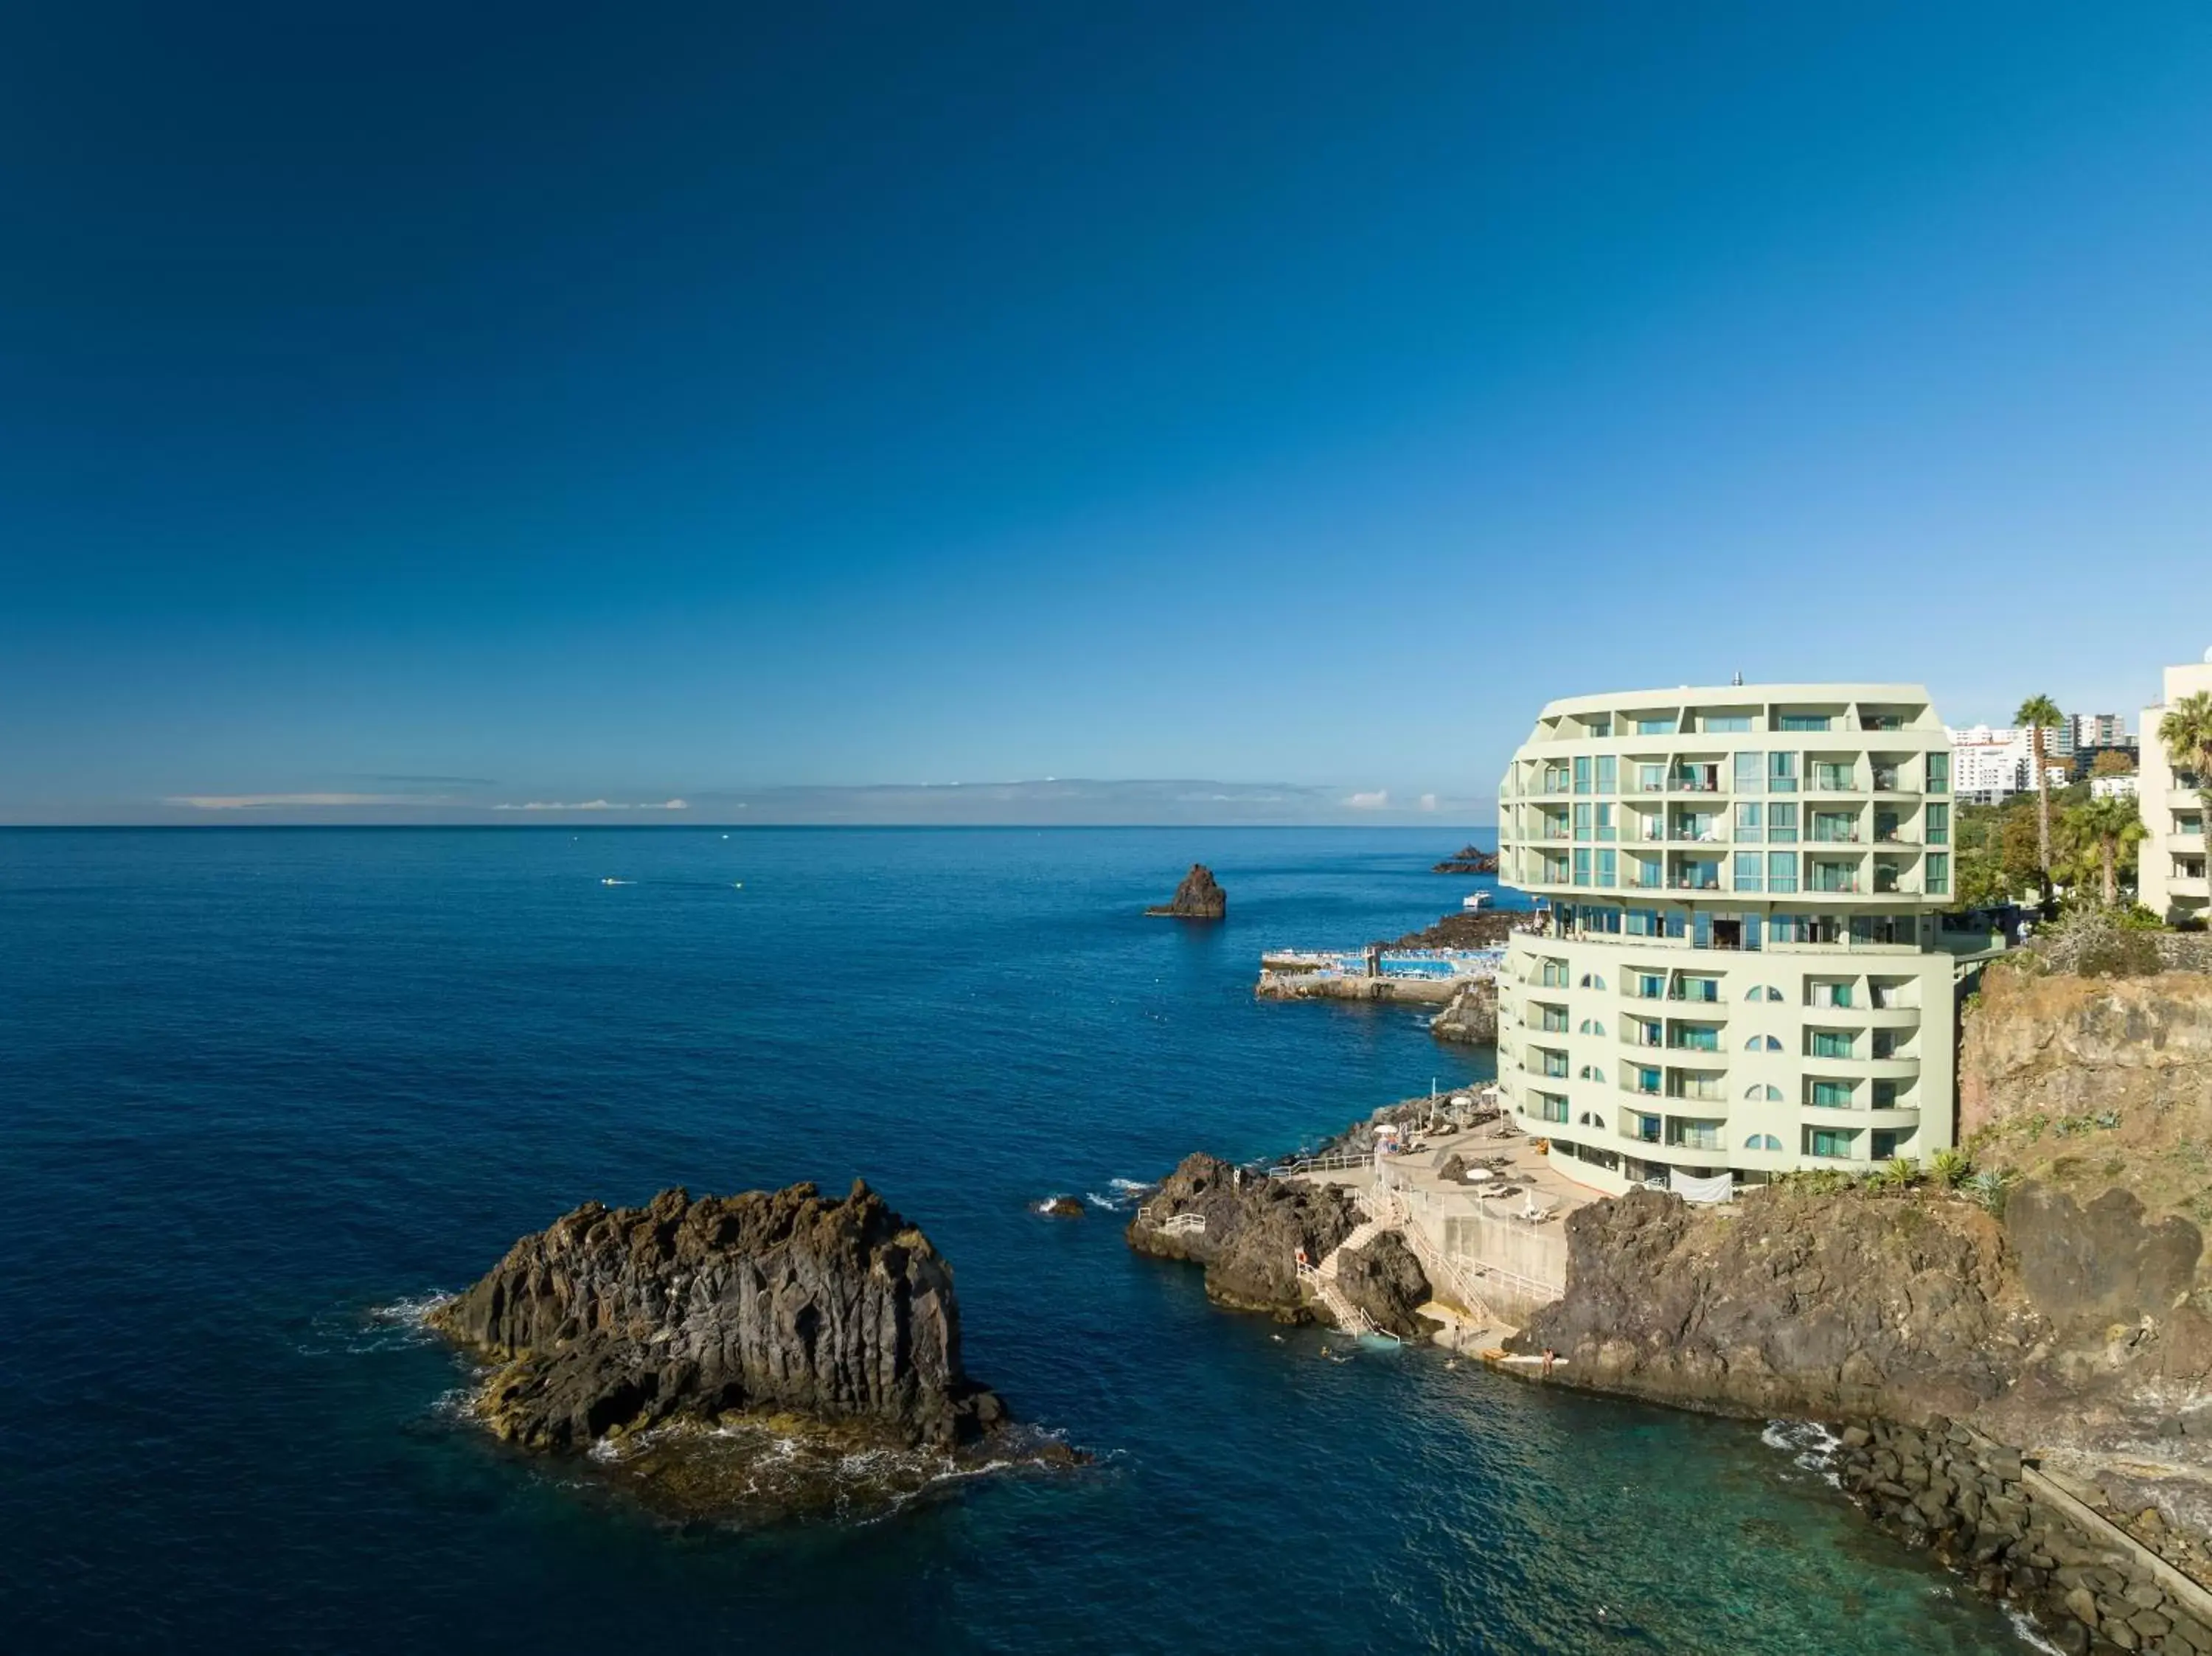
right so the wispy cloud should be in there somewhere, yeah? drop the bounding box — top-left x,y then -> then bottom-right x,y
490,799 -> 690,812
1345,789 -> 1391,810
1419,793 -> 1439,812
165,792 -> 448,810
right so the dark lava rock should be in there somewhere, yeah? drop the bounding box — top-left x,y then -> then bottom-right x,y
1039,1195 -> 1085,1218
1430,978 -> 1498,1046
1125,1152 -> 1357,1317
428,1181 -> 1005,1455
1334,1231 -> 1441,1339
1146,863 -> 1227,920
1430,844 -> 1500,874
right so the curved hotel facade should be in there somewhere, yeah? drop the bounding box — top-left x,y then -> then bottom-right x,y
1495,684 -> 1961,1197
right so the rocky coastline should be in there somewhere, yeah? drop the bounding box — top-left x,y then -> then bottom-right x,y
1430,843 -> 1498,874
428,1180 -> 1065,1521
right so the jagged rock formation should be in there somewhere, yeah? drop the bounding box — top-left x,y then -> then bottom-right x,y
428,1181 -> 1005,1455
1429,978 -> 1497,1045
1124,1153 -> 1357,1317
1332,1231 -> 1439,1339
1146,863 -> 1226,919
1383,908 -> 1532,949
1430,844 -> 1499,874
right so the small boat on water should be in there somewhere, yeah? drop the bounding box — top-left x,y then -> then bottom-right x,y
1461,891 -> 1491,911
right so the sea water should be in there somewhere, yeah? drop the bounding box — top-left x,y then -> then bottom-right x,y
0,827 -> 2033,1653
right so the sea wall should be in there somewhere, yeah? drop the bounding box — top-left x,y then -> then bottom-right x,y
1254,970 -> 1459,1006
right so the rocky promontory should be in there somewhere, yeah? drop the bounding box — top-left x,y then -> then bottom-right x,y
429,1181 -> 1009,1475
1124,1153 -> 1357,1317
1428,978 -> 1497,1046
1146,863 -> 1226,919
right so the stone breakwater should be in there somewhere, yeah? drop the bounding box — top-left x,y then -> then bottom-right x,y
1835,1416 -> 2212,1655
429,1181 -> 1006,1455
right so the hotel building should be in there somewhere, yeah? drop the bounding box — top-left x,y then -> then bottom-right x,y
1494,684 -> 1972,1198
2140,656 -> 2212,928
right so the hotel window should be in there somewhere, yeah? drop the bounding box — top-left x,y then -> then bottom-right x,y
1586,717 -> 1612,737
1596,849 -> 1617,888
1595,756 -> 1618,793
1779,714 -> 1832,732
1768,852 -> 1798,894
1809,1127 -> 1855,1158
1536,1093 -> 1570,1124
1674,975 -> 1720,1003
1573,756 -> 1592,795
1632,972 -> 1665,999
1734,803 -> 1761,841
1810,1031 -> 1855,1059
1745,1133 -> 1783,1151
1670,1023 -> 1720,1052
1873,1080 -> 1901,1109
1813,762 -> 1856,791
1636,715 -> 1677,735
1579,1065 -> 1604,1082
1927,752 -> 1950,794
1746,1034 -> 1783,1052
1733,751 -> 1763,794
1628,1017 -> 1660,1046
1539,1005 -> 1570,1032
1733,852 -> 1763,892
1578,1017 -> 1606,1035
1746,1083 -> 1784,1102
1768,803 -> 1798,843
1809,1080 -> 1854,1109
1624,907 -> 1658,936
1810,981 -> 1853,1009
1925,854 -> 1950,895
1768,753 -> 1799,792
1540,959 -> 1570,987
1573,849 -> 1591,886
1630,1108 -> 1661,1138
1636,763 -> 1666,793
1704,714 -> 1751,733
1573,804 -> 1592,841
1541,1049 -> 1570,1078
1596,804 -> 1616,842
1925,803 -> 1949,846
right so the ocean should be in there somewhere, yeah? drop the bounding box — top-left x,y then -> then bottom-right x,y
0,827 -> 2037,1653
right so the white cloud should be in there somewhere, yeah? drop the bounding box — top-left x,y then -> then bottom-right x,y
490,799 -> 690,812
1419,793 -> 1439,812
1345,790 -> 1391,810
166,792 -> 443,810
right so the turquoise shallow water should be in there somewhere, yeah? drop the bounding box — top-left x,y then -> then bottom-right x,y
0,827 -> 2036,1653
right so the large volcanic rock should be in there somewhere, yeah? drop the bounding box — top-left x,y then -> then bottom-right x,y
1124,1152 -> 1357,1317
428,1181 -> 1004,1455
1146,863 -> 1227,919
1334,1231 -> 1439,1339
1429,978 -> 1498,1046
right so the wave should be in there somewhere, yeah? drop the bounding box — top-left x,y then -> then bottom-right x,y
1084,1178 -> 1152,1211
296,1293 -> 454,1357
2004,1608 -> 2065,1655
1760,1419 -> 1843,1485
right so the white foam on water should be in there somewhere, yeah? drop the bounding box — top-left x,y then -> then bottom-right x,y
370,1292 -> 453,1329
1760,1419 -> 1845,1485
2005,1608 -> 2065,1655
1083,1193 -> 1119,1211
1107,1178 -> 1151,1195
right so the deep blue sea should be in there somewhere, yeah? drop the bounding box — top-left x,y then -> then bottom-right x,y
1,828 -> 2037,1654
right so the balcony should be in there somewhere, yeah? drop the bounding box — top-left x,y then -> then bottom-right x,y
1670,875 -> 1721,891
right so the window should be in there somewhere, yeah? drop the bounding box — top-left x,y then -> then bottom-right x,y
1625,906 -> 1658,934
1779,714 -> 1832,732
1925,853 -> 1950,895
1734,752 -> 1764,793
1813,762 -> 1856,792
1872,1080 -> 1901,1109
1596,803 -> 1616,842
1585,717 -> 1612,738
1573,803 -> 1592,841
1579,1017 -> 1604,1034
1539,1005 -> 1570,1033
1636,716 -> 1677,735
1669,1024 -> 1720,1051
1925,803 -> 1950,846
1809,1080 -> 1855,1109
1768,852 -> 1798,894
1541,1049 -> 1570,1078
1536,1093 -> 1569,1124
1573,849 -> 1590,887
1811,1031 -> 1856,1059
1627,1017 -> 1661,1047
1764,987 -> 1787,1003
1705,714 -> 1751,733
1810,981 -> 1853,1009
1734,802 -> 1762,841
1629,1109 -> 1661,1140
1595,756 -> 1618,793
1637,763 -> 1667,793
1733,852 -> 1762,892
1745,1133 -> 1783,1151
1573,756 -> 1592,795
1579,1110 -> 1604,1127
1767,803 -> 1798,842
1746,1083 -> 1784,1102
1540,959 -> 1570,987
1579,1064 -> 1604,1082
1745,1034 -> 1783,1051
1809,1127 -> 1856,1159
1579,972 -> 1607,989
1927,752 -> 1950,795
1596,849 -> 1617,888
1632,972 -> 1665,999
1768,754 -> 1799,792
1674,975 -> 1720,1003
1634,1068 -> 1661,1096
1871,1130 -> 1904,1159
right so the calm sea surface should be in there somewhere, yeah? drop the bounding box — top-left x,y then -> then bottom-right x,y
1,828 -> 2035,1653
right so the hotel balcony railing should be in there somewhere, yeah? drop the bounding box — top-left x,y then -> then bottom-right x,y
1669,777 -> 1724,793
1666,1085 -> 1728,1104
1629,1122 -> 1662,1141
1809,879 -> 1861,894
1666,1131 -> 1725,1152
1666,986 -> 1722,1003
1666,1036 -> 1722,1052
1810,828 -> 1861,843
1669,828 -> 1722,842
1671,876 -> 1721,890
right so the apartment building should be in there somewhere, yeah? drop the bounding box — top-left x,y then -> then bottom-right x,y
1495,684 -> 1972,1199
2140,656 -> 2212,927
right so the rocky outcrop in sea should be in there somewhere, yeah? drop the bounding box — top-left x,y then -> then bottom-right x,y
1146,863 -> 1226,919
1124,1153 -> 1357,1318
426,1181 -> 1056,1519
1428,978 -> 1497,1046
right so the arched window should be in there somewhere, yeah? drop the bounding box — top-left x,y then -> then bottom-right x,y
1744,1133 -> 1782,1151
1579,1110 -> 1604,1128
1579,1064 -> 1604,1082
1745,1083 -> 1784,1102
1580,973 -> 1607,989
1765,986 -> 1787,1003
1579,1017 -> 1607,1036
1745,1034 -> 1783,1052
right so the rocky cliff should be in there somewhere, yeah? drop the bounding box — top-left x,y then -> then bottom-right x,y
1146,863 -> 1226,919
1124,1153 -> 1357,1317
429,1181 -> 1004,1455
1428,978 -> 1497,1046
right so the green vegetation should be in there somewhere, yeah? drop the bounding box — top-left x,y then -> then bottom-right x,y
2160,689 -> 2212,825
1928,1147 -> 1973,1189
2016,693 -> 2065,908
2060,793 -> 2146,908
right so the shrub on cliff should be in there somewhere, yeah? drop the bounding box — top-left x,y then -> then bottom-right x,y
2039,903 -> 2163,977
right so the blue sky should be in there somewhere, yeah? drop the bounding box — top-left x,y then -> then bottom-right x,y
6,2 -> 2211,824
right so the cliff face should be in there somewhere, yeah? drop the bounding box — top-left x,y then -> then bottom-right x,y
428,1181 -> 1003,1453
1429,978 -> 1497,1045
1124,1153 -> 1357,1317
1960,964 -> 2212,1144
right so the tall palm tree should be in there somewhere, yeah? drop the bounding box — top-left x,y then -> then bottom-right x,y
2016,693 -> 2064,909
2070,794 -> 2146,906
2160,689 -> 2212,824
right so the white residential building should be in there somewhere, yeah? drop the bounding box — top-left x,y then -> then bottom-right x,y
2140,656 -> 2212,927
1946,724 -> 2068,804
1495,684 -> 1973,1200
2090,773 -> 2140,801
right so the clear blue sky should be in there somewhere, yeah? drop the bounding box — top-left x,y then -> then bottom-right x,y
6,2 -> 2211,824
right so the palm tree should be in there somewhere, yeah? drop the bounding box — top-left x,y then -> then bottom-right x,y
2072,793 -> 2146,906
2016,693 -> 2064,910
2160,689 -> 2212,824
